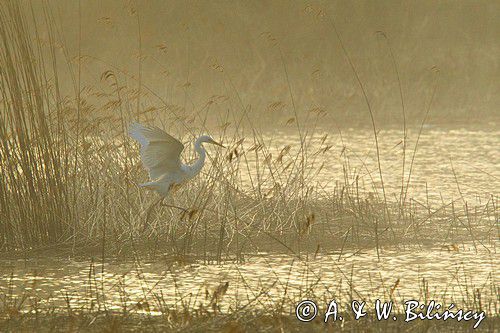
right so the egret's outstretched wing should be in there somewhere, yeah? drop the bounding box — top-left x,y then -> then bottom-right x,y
129,122 -> 184,180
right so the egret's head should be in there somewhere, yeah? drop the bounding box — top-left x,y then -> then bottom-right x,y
198,135 -> 225,148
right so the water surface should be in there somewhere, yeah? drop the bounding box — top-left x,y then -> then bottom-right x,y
1,126 -> 498,316
244,126 -> 499,205
1,243 -> 497,315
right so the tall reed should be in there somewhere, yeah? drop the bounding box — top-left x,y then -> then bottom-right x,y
0,1 -> 496,258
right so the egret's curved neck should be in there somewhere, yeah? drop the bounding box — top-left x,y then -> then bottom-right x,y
189,137 -> 206,177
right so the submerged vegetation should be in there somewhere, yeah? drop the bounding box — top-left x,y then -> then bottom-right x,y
0,1 -> 498,331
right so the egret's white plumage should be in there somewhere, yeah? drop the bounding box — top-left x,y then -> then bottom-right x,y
129,122 -> 223,197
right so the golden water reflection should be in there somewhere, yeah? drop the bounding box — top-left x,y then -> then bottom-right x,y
1,243 -> 497,315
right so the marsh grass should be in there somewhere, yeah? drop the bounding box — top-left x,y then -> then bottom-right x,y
0,2 -> 498,331
0,0 -> 497,257
0,257 -> 498,332
2,312 -> 497,333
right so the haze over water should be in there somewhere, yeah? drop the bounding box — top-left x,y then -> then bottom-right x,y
245,126 -> 499,205
1,127 -> 497,315
1,1 -> 498,331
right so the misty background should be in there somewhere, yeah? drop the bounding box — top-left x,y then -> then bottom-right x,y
30,0 -> 499,127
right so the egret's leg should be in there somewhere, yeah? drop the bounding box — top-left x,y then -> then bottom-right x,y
143,197 -> 188,230
159,198 -> 188,213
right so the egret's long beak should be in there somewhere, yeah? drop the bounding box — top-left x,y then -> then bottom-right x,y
210,139 -> 225,148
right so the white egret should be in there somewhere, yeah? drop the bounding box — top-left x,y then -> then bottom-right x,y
129,122 -> 224,208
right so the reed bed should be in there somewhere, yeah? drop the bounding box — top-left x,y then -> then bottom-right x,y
0,2 -> 498,332
0,1 -> 497,259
